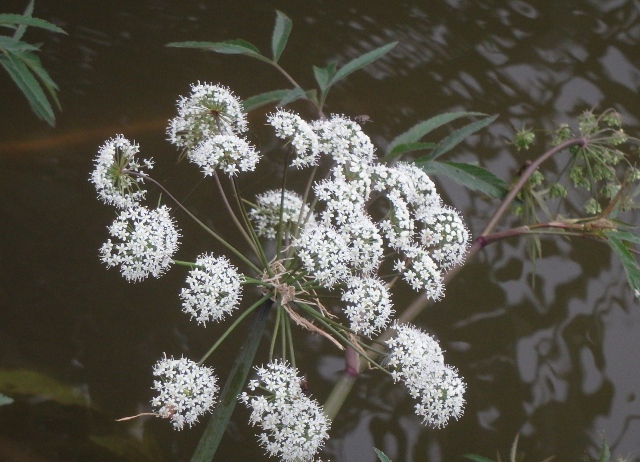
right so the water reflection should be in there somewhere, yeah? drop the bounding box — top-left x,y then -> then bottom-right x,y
0,0 -> 639,460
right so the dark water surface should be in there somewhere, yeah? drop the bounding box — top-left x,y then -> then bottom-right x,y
1,1 -> 639,461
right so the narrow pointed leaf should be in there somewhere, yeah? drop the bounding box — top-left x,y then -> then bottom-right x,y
416,160 -> 509,199
271,10 -> 292,62
243,89 -> 294,112
374,448 -> 392,462
13,0 -> 34,40
0,52 -> 54,125
277,87 -> 306,107
329,42 -> 397,87
0,14 -> 66,34
426,114 -> 498,161
21,52 -> 61,110
607,235 -> 640,295
0,36 -> 41,53
609,230 -> 640,245
388,142 -> 437,158
313,65 -> 332,92
190,301 -> 272,462
166,39 -> 271,64
385,111 -> 486,157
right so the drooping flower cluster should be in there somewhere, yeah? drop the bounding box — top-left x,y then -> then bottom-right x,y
249,190 -> 315,239
90,134 -> 154,209
180,254 -> 244,325
268,109 -> 319,168
151,356 -> 219,430
99,205 -> 180,282
385,323 -> 466,428
239,360 -> 330,462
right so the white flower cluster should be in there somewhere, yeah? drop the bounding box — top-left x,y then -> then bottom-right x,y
385,323 -> 465,428
268,109 -> 319,168
342,276 -> 394,337
168,82 -> 247,150
151,356 -> 219,430
167,83 -> 259,177
371,163 -> 470,300
312,115 -> 376,166
180,254 -> 244,325
90,135 -> 154,209
99,205 -> 180,282
189,134 -> 259,177
239,360 -> 330,462
249,190 -> 315,240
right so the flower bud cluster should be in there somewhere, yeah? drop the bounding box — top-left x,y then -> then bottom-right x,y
385,323 -> 465,428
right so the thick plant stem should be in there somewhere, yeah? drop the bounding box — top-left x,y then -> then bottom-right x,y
322,137 -> 589,422
190,300 -> 272,462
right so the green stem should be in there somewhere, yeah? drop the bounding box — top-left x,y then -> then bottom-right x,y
126,171 -> 261,275
197,294 -> 271,365
212,172 -> 260,259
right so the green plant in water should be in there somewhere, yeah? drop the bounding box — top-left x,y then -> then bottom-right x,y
0,0 -> 65,126
72,9 -> 640,462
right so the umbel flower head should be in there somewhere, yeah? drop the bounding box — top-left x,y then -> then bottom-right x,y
188,133 -> 260,177
239,360 -> 330,462
151,355 -> 219,430
249,189 -> 315,240
90,134 -> 154,209
180,254 -> 244,325
385,323 -> 465,428
341,276 -> 394,338
268,109 -> 320,168
167,82 -> 248,152
99,204 -> 180,282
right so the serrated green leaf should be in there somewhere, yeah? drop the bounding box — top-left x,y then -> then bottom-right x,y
416,160 -> 509,199
13,0 -> 34,41
607,235 -> 640,295
243,89 -> 293,112
166,39 -> 271,64
609,230 -> 640,245
463,456 -> 496,462
329,42 -> 397,87
271,10 -> 292,62
21,51 -> 61,110
389,141 -> 437,156
0,393 -> 14,406
313,65 -> 332,92
0,14 -> 66,34
0,52 -> 55,125
426,114 -> 498,161
277,87 -> 306,107
385,111 -> 486,158
0,36 -> 41,53
374,448 -> 392,462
